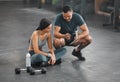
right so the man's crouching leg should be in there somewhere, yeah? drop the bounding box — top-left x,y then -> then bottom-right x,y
53,38 -> 65,49
72,35 -> 92,61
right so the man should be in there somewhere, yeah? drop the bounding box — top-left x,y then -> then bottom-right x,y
53,5 -> 92,61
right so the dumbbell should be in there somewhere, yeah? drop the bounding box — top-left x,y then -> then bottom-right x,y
15,67 -> 32,74
29,67 -> 47,75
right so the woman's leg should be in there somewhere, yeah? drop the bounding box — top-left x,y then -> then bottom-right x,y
29,50 -> 47,65
29,48 -> 66,66
29,51 -> 49,67
31,54 -> 47,64
54,47 -> 67,60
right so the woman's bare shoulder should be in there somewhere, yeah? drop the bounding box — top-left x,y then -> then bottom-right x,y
31,31 -> 38,38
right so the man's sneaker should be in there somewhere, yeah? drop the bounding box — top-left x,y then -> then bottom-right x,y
72,49 -> 85,61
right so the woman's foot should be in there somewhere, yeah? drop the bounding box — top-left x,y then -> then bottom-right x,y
40,61 -> 51,67
55,58 -> 62,65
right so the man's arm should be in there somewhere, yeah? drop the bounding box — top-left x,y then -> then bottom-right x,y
54,26 -> 71,40
54,26 -> 65,38
78,24 -> 89,39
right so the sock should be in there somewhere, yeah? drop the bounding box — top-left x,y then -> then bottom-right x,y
74,47 -> 78,52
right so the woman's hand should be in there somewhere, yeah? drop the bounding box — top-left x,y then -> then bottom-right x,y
48,53 -> 56,65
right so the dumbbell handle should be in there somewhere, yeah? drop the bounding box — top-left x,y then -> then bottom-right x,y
20,69 -> 27,71
34,69 -> 42,72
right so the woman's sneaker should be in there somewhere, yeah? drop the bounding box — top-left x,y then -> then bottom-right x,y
72,49 -> 85,61
55,58 -> 62,65
40,61 -> 51,67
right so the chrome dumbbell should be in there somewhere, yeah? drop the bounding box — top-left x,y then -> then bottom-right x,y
29,67 -> 47,75
15,67 -> 32,74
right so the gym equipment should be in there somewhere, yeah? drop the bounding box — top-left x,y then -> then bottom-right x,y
15,52 -> 47,75
15,67 -> 32,74
103,0 -> 120,32
29,67 -> 47,75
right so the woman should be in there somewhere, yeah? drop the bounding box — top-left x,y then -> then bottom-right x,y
28,18 -> 66,67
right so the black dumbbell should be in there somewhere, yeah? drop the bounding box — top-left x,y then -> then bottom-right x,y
29,67 -> 47,75
15,67 -> 32,74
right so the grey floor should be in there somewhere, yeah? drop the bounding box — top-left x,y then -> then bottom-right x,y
0,1 -> 120,82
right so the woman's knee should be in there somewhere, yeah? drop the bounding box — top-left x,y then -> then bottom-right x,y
37,55 -> 47,62
54,48 -> 67,60
31,54 -> 47,64
59,47 -> 67,53
55,47 -> 67,54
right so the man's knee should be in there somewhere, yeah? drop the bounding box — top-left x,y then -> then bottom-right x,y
53,38 -> 65,49
86,35 -> 92,44
53,38 -> 61,49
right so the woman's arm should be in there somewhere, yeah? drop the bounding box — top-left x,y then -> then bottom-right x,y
32,31 -> 50,57
47,32 -> 56,65
47,32 -> 54,55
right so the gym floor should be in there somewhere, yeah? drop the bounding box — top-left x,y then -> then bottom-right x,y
0,1 -> 120,82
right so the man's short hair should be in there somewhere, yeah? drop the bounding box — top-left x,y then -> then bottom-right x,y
62,5 -> 73,13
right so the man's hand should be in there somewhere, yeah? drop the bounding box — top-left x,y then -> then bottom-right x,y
64,33 -> 71,40
75,33 -> 84,41
70,34 -> 82,46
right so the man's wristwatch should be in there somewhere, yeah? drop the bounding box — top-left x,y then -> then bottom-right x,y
47,53 -> 52,58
